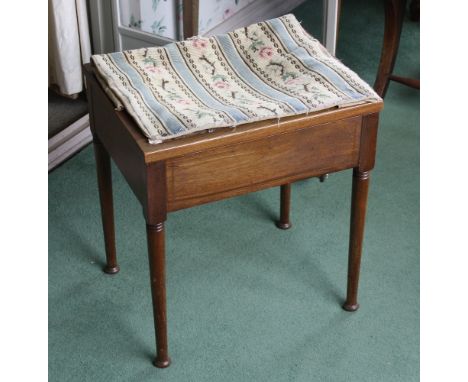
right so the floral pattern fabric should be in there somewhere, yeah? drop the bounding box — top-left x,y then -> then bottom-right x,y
92,14 -> 381,144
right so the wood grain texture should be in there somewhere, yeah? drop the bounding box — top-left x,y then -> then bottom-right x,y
145,161 -> 167,225
343,113 -> 379,312
343,169 -> 371,312
93,138 -> 119,274
166,116 -> 362,211
183,0 -> 199,38
85,67 -> 147,208
140,104 -> 382,163
146,223 -> 171,368
276,184 -> 292,230
358,113 -> 379,172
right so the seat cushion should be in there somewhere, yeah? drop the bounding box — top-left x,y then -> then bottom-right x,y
92,14 -> 381,144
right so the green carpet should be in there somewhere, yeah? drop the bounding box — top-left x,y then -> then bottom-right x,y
48,1 -> 419,380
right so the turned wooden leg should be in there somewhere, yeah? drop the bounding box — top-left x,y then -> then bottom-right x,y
93,138 -> 119,274
343,169 -> 370,312
146,223 -> 171,368
276,184 -> 292,230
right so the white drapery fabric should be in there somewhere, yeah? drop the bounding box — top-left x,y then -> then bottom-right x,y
48,0 -> 92,96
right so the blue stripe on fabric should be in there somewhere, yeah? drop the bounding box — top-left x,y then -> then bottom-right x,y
215,34 -> 308,113
267,18 -> 366,101
164,44 -> 249,123
109,52 -> 187,134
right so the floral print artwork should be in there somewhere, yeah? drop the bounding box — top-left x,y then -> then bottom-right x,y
151,17 -> 167,34
199,0 -> 256,34
120,0 -> 258,41
128,14 -> 143,29
119,0 -> 177,39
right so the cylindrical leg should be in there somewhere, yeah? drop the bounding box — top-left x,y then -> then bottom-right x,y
146,223 -> 171,368
93,139 -> 119,274
343,169 -> 370,312
276,184 -> 292,230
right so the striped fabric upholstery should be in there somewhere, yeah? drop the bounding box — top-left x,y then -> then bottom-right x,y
92,14 -> 381,144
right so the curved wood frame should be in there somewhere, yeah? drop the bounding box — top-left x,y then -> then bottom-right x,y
374,0 -> 419,97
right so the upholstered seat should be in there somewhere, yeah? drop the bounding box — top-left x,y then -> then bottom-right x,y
92,14 -> 380,144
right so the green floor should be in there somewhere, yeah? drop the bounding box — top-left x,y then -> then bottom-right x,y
48,1 -> 419,381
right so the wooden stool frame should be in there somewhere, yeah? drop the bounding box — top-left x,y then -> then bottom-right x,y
84,63 -> 383,368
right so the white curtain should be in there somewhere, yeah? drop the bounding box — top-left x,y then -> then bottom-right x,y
48,0 -> 92,97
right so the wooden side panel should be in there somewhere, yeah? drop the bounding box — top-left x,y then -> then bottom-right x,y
166,116 -> 362,211
86,68 -> 148,209
358,113 -> 379,172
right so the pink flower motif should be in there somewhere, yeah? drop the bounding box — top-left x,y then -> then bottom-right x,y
213,81 -> 230,89
146,66 -> 162,74
192,39 -> 208,49
259,47 -> 274,59
285,78 -> 302,85
176,99 -> 191,105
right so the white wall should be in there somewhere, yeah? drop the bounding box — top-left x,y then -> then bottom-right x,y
89,0 -> 305,53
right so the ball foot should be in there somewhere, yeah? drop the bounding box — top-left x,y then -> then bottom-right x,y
153,357 -> 171,368
103,265 -> 120,275
275,221 -> 292,230
342,303 -> 360,312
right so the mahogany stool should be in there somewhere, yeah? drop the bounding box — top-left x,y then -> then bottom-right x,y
85,61 -> 382,367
